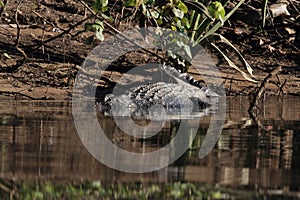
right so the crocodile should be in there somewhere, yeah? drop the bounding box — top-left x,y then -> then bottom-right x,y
97,64 -> 219,118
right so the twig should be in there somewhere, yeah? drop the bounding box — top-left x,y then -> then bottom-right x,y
15,0 -> 27,59
15,0 -> 22,46
0,181 -> 11,194
248,65 -> 282,114
9,13 -> 93,73
0,90 -> 54,100
278,78 -> 287,95
27,15 -> 93,48
288,0 -> 299,13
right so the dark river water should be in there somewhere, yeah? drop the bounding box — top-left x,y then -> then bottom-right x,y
0,96 -> 300,199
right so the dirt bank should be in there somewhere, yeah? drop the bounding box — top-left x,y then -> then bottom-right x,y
0,0 -> 299,100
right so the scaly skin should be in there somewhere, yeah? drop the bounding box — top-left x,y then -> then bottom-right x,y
98,64 -> 219,117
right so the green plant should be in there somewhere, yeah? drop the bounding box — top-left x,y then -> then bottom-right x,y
89,0 -> 256,82
2,180 -> 258,199
85,19 -> 105,43
92,0 -> 108,13
0,0 -> 6,18
0,0 -> 5,8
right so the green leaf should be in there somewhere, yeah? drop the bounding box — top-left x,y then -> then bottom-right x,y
176,19 -> 182,27
45,184 -> 54,194
171,24 -> 177,31
123,0 -> 136,7
86,20 -> 104,32
141,2 -> 147,14
33,191 -> 44,199
2,116 -> 8,125
181,17 -> 190,28
95,30 -> 104,41
101,0 -> 108,7
66,185 -> 77,196
177,41 -> 192,59
177,1 -> 188,13
183,45 -> 192,59
92,181 -> 101,189
167,50 -> 175,59
211,191 -> 222,199
208,1 -> 225,20
198,0 -> 245,43
0,0 -> 4,8
150,9 -> 159,18
92,24 -> 100,31
92,0 -> 108,13
95,20 -> 104,29
172,7 -> 184,18
101,13 -> 111,20
156,18 -> 163,25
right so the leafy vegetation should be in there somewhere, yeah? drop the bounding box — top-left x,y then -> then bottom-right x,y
0,180 -> 262,200
0,0 -> 298,98
0,0 -> 6,22
87,0 -> 256,81
0,0 -> 5,9
85,19 -> 105,42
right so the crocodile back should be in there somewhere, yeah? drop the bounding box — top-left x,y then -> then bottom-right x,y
99,64 -> 219,117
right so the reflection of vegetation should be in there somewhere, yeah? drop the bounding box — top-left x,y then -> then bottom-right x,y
0,180 -> 264,199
